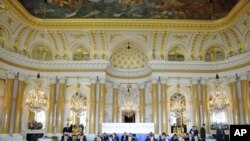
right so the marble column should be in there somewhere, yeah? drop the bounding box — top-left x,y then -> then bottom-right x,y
139,84 -> 145,123
13,75 -> 26,134
1,73 -> 15,134
161,79 -> 168,133
56,78 -> 66,133
161,80 -> 168,133
229,76 -> 240,124
89,79 -> 97,134
98,79 -> 106,133
191,79 -> 201,130
201,79 -> 210,134
47,78 -> 56,134
152,79 -> 159,134
112,83 -> 119,123
240,74 -> 250,124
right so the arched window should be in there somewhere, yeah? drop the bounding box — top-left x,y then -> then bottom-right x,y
167,46 -> 185,61
0,28 -> 6,48
72,46 -> 90,61
205,46 -> 225,62
31,44 -> 52,61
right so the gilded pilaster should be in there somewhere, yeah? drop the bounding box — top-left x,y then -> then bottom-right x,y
201,79 -> 209,134
47,79 -> 56,133
152,79 -> 159,134
13,75 -> 26,134
139,84 -> 145,123
240,75 -> 250,124
191,79 -> 201,130
56,78 -> 66,133
161,79 -> 168,133
230,77 -> 240,124
98,79 -> 106,133
89,79 -> 97,133
113,84 -> 119,123
1,73 -> 14,134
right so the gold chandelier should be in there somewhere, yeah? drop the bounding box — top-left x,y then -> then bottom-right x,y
208,74 -> 229,112
25,73 -> 47,113
170,96 -> 186,117
70,84 -> 87,116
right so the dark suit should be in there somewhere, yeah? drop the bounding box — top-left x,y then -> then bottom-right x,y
121,135 -> 128,141
189,129 -> 198,137
63,127 -> 71,133
77,135 -> 87,141
184,137 -> 194,141
61,136 -> 72,141
216,128 -> 225,141
200,127 -> 206,141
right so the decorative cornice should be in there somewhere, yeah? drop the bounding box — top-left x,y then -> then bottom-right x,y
3,0 -> 250,30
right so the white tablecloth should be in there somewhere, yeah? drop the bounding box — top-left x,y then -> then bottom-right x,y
38,138 -> 53,141
205,139 -> 216,141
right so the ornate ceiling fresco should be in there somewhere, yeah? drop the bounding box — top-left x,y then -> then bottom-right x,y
19,0 -> 238,19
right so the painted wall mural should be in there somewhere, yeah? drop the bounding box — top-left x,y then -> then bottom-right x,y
19,0 -> 238,19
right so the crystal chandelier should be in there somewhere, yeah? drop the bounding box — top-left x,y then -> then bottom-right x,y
70,84 -> 87,116
208,74 -> 229,112
25,73 -> 47,113
122,100 -> 134,117
121,85 -> 135,117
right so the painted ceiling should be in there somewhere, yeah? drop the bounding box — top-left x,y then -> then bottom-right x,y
19,0 -> 238,19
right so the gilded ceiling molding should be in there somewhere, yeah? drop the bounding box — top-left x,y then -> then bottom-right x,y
99,31 -> 106,59
160,31 -> 168,60
191,33 -> 201,60
199,33 -> 210,60
13,26 -> 28,52
0,4 -> 9,13
152,31 -> 159,60
222,30 -> 234,56
22,29 -> 35,55
48,31 -> 59,59
90,31 -> 98,59
229,28 -> 244,54
57,31 -> 67,59
3,0 -> 250,30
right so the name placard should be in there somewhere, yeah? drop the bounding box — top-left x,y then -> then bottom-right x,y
102,123 -> 154,134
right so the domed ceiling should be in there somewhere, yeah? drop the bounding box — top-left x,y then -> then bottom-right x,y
110,45 -> 148,69
18,0 -> 238,19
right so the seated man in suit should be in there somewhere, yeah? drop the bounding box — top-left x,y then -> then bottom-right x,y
121,132 -> 128,141
63,123 -> 71,136
77,133 -> 87,141
61,133 -> 72,141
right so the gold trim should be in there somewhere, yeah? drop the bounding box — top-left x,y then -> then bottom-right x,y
14,26 -> 28,52
191,33 -> 201,60
3,0 -> 250,30
57,31 -> 67,59
99,31 -> 106,59
160,32 -> 168,60
152,31 -> 159,59
90,31 -> 98,59
199,33 -> 210,60
222,30 -> 234,56
23,29 -> 35,55
229,28 -> 243,54
48,31 -> 59,59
